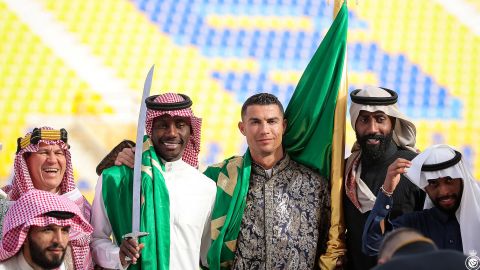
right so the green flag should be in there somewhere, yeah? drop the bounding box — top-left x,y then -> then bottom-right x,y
283,3 -> 348,269
283,2 -> 348,179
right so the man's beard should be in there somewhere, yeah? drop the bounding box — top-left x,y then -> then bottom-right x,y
28,235 -> 67,269
431,183 -> 463,215
356,132 -> 393,163
431,194 -> 461,215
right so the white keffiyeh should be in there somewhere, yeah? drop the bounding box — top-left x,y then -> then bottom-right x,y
405,144 -> 480,254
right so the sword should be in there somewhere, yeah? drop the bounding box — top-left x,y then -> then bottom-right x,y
123,65 -> 154,259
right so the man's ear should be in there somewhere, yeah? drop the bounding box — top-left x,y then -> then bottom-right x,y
238,121 -> 246,136
282,118 -> 287,134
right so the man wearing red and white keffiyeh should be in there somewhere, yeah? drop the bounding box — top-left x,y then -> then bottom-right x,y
91,93 -> 216,270
0,127 -> 93,269
0,189 -> 93,270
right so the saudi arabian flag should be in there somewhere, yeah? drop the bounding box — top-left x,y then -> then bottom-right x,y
283,2 -> 348,269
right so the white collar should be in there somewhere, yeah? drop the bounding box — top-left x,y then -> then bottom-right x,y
160,158 -> 187,173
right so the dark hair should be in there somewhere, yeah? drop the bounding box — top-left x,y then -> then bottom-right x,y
379,227 -> 436,258
241,93 -> 284,119
44,211 -> 75,220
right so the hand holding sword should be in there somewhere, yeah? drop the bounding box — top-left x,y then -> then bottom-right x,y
119,232 -> 149,266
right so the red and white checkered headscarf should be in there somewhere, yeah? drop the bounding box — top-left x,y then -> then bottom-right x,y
0,190 -> 93,269
9,127 -> 76,201
145,93 -> 202,168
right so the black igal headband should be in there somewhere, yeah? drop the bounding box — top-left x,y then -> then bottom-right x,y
421,150 -> 462,172
145,94 -> 192,110
350,87 -> 398,105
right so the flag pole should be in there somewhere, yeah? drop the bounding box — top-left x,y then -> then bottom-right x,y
319,0 -> 348,269
334,0 -> 345,15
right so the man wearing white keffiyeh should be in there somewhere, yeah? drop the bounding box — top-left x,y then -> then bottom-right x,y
363,144 -> 480,256
343,86 -> 426,270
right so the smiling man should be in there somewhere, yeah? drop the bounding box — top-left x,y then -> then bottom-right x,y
205,93 -> 331,269
25,142 -> 66,193
6,127 -> 91,213
0,190 -> 93,270
90,93 -> 216,270
343,86 -> 425,270
362,144 -> 480,255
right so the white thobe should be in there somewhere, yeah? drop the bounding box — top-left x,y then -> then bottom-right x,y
0,251 -> 66,270
90,159 -> 216,270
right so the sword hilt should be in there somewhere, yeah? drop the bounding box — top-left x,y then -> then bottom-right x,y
123,231 -> 149,240
122,231 -> 149,262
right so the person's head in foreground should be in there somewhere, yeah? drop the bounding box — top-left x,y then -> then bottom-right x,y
377,228 -> 436,264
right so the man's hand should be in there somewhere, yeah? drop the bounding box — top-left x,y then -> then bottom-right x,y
119,238 -> 145,266
383,158 -> 412,194
114,147 -> 135,168
335,255 -> 347,270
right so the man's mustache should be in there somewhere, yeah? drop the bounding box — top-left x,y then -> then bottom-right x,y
47,242 -> 67,251
359,134 -> 387,143
363,134 -> 386,140
436,194 -> 458,203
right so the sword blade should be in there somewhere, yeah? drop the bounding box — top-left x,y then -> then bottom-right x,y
132,65 -> 154,233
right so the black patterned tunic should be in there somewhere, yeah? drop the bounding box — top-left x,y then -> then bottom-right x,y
233,154 -> 331,269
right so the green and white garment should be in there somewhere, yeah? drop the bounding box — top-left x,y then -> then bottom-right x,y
102,136 -> 170,270
204,153 -> 252,269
